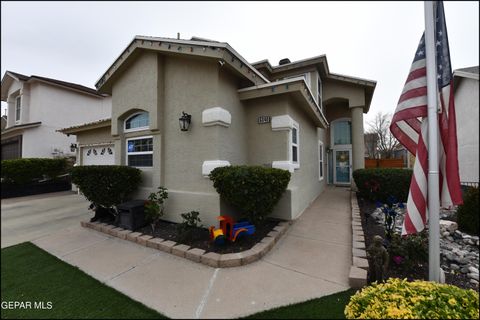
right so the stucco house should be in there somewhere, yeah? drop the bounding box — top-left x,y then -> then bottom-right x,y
453,66 -> 479,186
1,71 -> 111,160
59,35 -> 376,226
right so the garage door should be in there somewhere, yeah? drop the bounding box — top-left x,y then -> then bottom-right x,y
1,136 -> 22,160
82,145 -> 115,165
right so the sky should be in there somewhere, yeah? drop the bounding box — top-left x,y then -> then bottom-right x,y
1,1 -> 479,128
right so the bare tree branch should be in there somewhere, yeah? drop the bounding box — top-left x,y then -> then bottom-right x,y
365,112 -> 400,159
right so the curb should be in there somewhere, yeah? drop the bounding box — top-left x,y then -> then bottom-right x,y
349,191 -> 368,288
81,220 -> 292,268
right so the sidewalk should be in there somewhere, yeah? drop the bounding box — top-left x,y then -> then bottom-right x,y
32,186 -> 352,318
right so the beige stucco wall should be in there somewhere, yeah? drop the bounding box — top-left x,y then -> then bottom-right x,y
285,97 -> 325,219
323,80 -> 365,108
454,77 -> 479,183
76,126 -> 113,146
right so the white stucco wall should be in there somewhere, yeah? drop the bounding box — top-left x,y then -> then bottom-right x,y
7,80 -> 111,158
454,77 -> 479,183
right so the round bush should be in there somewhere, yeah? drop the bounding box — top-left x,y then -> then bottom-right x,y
353,168 -> 412,202
345,278 -> 479,319
209,165 -> 291,224
456,187 -> 479,235
71,165 -> 141,208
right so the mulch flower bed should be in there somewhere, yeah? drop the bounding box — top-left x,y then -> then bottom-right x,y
98,215 -> 280,254
357,194 -> 477,291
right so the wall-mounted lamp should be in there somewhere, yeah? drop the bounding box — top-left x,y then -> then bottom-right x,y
70,143 -> 78,152
179,111 -> 191,131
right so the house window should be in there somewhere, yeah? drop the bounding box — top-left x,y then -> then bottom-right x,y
126,136 -> 153,167
125,112 -> 149,132
290,122 -> 300,166
15,96 -> 21,123
333,120 -> 352,145
318,141 -> 324,181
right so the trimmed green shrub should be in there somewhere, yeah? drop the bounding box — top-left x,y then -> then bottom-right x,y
345,277 -> 479,319
353,168 -> 412,202
456,187 -> 479,235
71,165 -> 141,208
209,165 -> 291,224
1,158 -> 69,185
145,186 -> 169,232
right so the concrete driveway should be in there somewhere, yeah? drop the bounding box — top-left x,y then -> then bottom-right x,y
1,191 -> 92,248
26,187 -> 353,318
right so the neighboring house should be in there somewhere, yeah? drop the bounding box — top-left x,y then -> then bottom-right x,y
453,66 -> 479,186
0,71 -> 111,160
59,35 -> 376,226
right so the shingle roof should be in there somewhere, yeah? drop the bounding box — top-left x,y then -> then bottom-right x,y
5,71 -> 103,97
455,66 -> 479,75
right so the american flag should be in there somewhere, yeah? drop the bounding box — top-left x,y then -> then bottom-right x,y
390,1 -> 463,235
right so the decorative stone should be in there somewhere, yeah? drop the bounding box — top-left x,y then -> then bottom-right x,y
126,231 -> 143,242
467,273 -> 479,281
349,266 -> 367,288
136,235 -> 153,246
260,236 -> 276,251
460,266 -> 469,274
450,264 -> 460,271
157,240 -> 176,253
240,249 -> 261,265
185,248 -> 206,263
219,253 -> 243,268
146,237 -> 165,249
201,252 -> 221,268
171,244 -> 191,258
116,229 -> 133,239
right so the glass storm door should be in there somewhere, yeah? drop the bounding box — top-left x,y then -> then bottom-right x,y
334,149 -> 351,184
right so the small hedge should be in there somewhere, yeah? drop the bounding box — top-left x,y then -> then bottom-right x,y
353,168 -> 412,203
209,165 -> 291,224
1,158 -> 69,185
345,278 -> 479,319
71,165 -> 141,208
456,187 -> 479,235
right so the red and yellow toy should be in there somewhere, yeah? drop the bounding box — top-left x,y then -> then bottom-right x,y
209,215 -> 255,246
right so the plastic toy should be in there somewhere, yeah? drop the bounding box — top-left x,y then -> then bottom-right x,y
209,215 -> 255,245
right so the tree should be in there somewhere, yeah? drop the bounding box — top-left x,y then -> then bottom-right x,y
366,112 -> 400,159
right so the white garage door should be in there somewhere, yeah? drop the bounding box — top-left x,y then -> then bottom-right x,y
82,145 -> 115,165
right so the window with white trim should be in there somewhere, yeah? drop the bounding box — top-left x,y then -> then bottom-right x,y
318,141 -> 324,180
15,96 -> 21,123
290,122 -> 300,166
125,112 -> 149,132
126,136 -> 153,167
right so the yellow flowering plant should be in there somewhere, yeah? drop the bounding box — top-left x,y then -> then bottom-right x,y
345,278 -> 479,319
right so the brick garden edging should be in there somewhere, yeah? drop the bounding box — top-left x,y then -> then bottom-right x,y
81,220 -> 292,268
348,191 -> 369,288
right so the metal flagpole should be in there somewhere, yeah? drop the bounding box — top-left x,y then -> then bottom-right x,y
424,0 -> 441,282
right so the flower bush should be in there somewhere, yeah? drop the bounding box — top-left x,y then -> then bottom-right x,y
345,278 -> 479,319
388,230 -> 428,269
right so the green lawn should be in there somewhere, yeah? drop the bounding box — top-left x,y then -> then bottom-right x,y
1,242 -> 165,319
242,289 -> 356,319
1,242 -> 355,319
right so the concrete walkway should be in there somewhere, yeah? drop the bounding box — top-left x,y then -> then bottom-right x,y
1,191 -> 89,248
19,187 -> 351,318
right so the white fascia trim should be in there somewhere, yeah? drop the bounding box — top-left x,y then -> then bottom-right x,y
202,107 -> 231,127
238,77 -> 305,93
271,115 -> 295,131
202,160 -> 231,177
272,161 -> 295,173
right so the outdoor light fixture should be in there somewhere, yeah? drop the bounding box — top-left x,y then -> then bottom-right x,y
70,143 -> 78,152
179,111 -> 191,131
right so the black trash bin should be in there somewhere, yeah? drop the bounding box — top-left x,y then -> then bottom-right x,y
117,200 -> 147,231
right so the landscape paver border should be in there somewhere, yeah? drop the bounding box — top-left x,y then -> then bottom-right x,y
348,191 -> 368,288
80,220 -> 292,268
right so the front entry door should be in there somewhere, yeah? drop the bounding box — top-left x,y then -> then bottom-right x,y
334,149 -> 352,185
